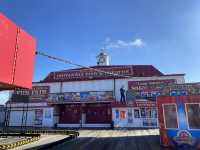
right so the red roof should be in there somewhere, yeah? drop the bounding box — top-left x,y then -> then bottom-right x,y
39,65 -> 184,83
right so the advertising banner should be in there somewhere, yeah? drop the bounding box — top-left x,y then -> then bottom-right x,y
127,79 -> 176,100
160,83 -> 200,96
11,89 -> 30,102
11,86 -> 49,102
30,86 -> 49,100
48,91 -> 113,103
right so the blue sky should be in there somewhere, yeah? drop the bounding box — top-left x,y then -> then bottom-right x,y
0,0 -> 200,103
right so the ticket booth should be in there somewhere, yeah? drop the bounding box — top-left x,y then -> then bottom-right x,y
157,95 -> 200,149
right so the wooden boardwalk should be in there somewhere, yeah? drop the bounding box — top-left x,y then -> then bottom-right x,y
49,129 -> 194,150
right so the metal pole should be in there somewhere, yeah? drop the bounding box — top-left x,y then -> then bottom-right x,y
113,78 -> 116,99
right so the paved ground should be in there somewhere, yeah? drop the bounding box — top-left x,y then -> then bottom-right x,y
49,129 -> 195,150
50,129 -> 160,150
2,129 -> 196,150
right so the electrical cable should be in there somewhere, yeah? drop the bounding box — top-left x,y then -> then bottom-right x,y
35,51 -> 132,78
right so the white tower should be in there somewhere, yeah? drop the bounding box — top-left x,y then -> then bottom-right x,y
96,50 -> 110,66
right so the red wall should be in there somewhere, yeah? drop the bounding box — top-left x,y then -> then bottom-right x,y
59,103 -> 112,124
59,104 -> 81,124
86,103 -> 112,124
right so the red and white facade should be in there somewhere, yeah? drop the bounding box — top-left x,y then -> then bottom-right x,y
6,64 -> 185,128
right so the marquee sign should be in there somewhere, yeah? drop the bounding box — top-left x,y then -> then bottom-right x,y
52,66 -> 132,81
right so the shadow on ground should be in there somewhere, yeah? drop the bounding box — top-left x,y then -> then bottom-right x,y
29,135 -> 196,150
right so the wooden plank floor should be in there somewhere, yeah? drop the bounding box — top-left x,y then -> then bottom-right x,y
50,129 -> 195,150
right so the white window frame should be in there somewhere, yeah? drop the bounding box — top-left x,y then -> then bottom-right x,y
162,103 -> 179,129
185,103 -> 200,130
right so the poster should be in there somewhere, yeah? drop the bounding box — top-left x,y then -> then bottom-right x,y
64,92 -> 80,101
161,83 -> 200,96
48,91 -> 113,103
48,93 -> 64,102
35,109 -> 43,126
120,111 -> 126,120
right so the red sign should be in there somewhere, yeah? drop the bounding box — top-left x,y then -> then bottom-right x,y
52,67 -> 132,81
127,79 -> 176,100
128,79 -> 176,91
11,86 -> 49,102
30,86 -> 49,100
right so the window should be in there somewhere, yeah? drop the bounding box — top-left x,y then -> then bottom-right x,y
163,104 -> 178,129
152,109 -> 157,118
186,104 -> 200,129
128,109 -> 133,123
146,108 -> 152,118
134,109 -> 140,118
140,108 -> 146,118
115,110 -> 119,119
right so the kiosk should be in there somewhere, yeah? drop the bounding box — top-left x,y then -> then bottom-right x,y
157,83 -> 200,149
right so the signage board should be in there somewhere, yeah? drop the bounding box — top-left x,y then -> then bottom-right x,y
48,91 -> 113,103
160,83 -> 200,96
11,86 -> 49,102
51,66 -> 132,81
127,79 -> 176,100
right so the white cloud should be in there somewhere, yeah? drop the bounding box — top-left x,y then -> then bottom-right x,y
130,39 -> 145,48
105,38 -> 145,49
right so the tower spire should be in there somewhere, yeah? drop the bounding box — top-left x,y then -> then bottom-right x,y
96,49 -> 110,66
